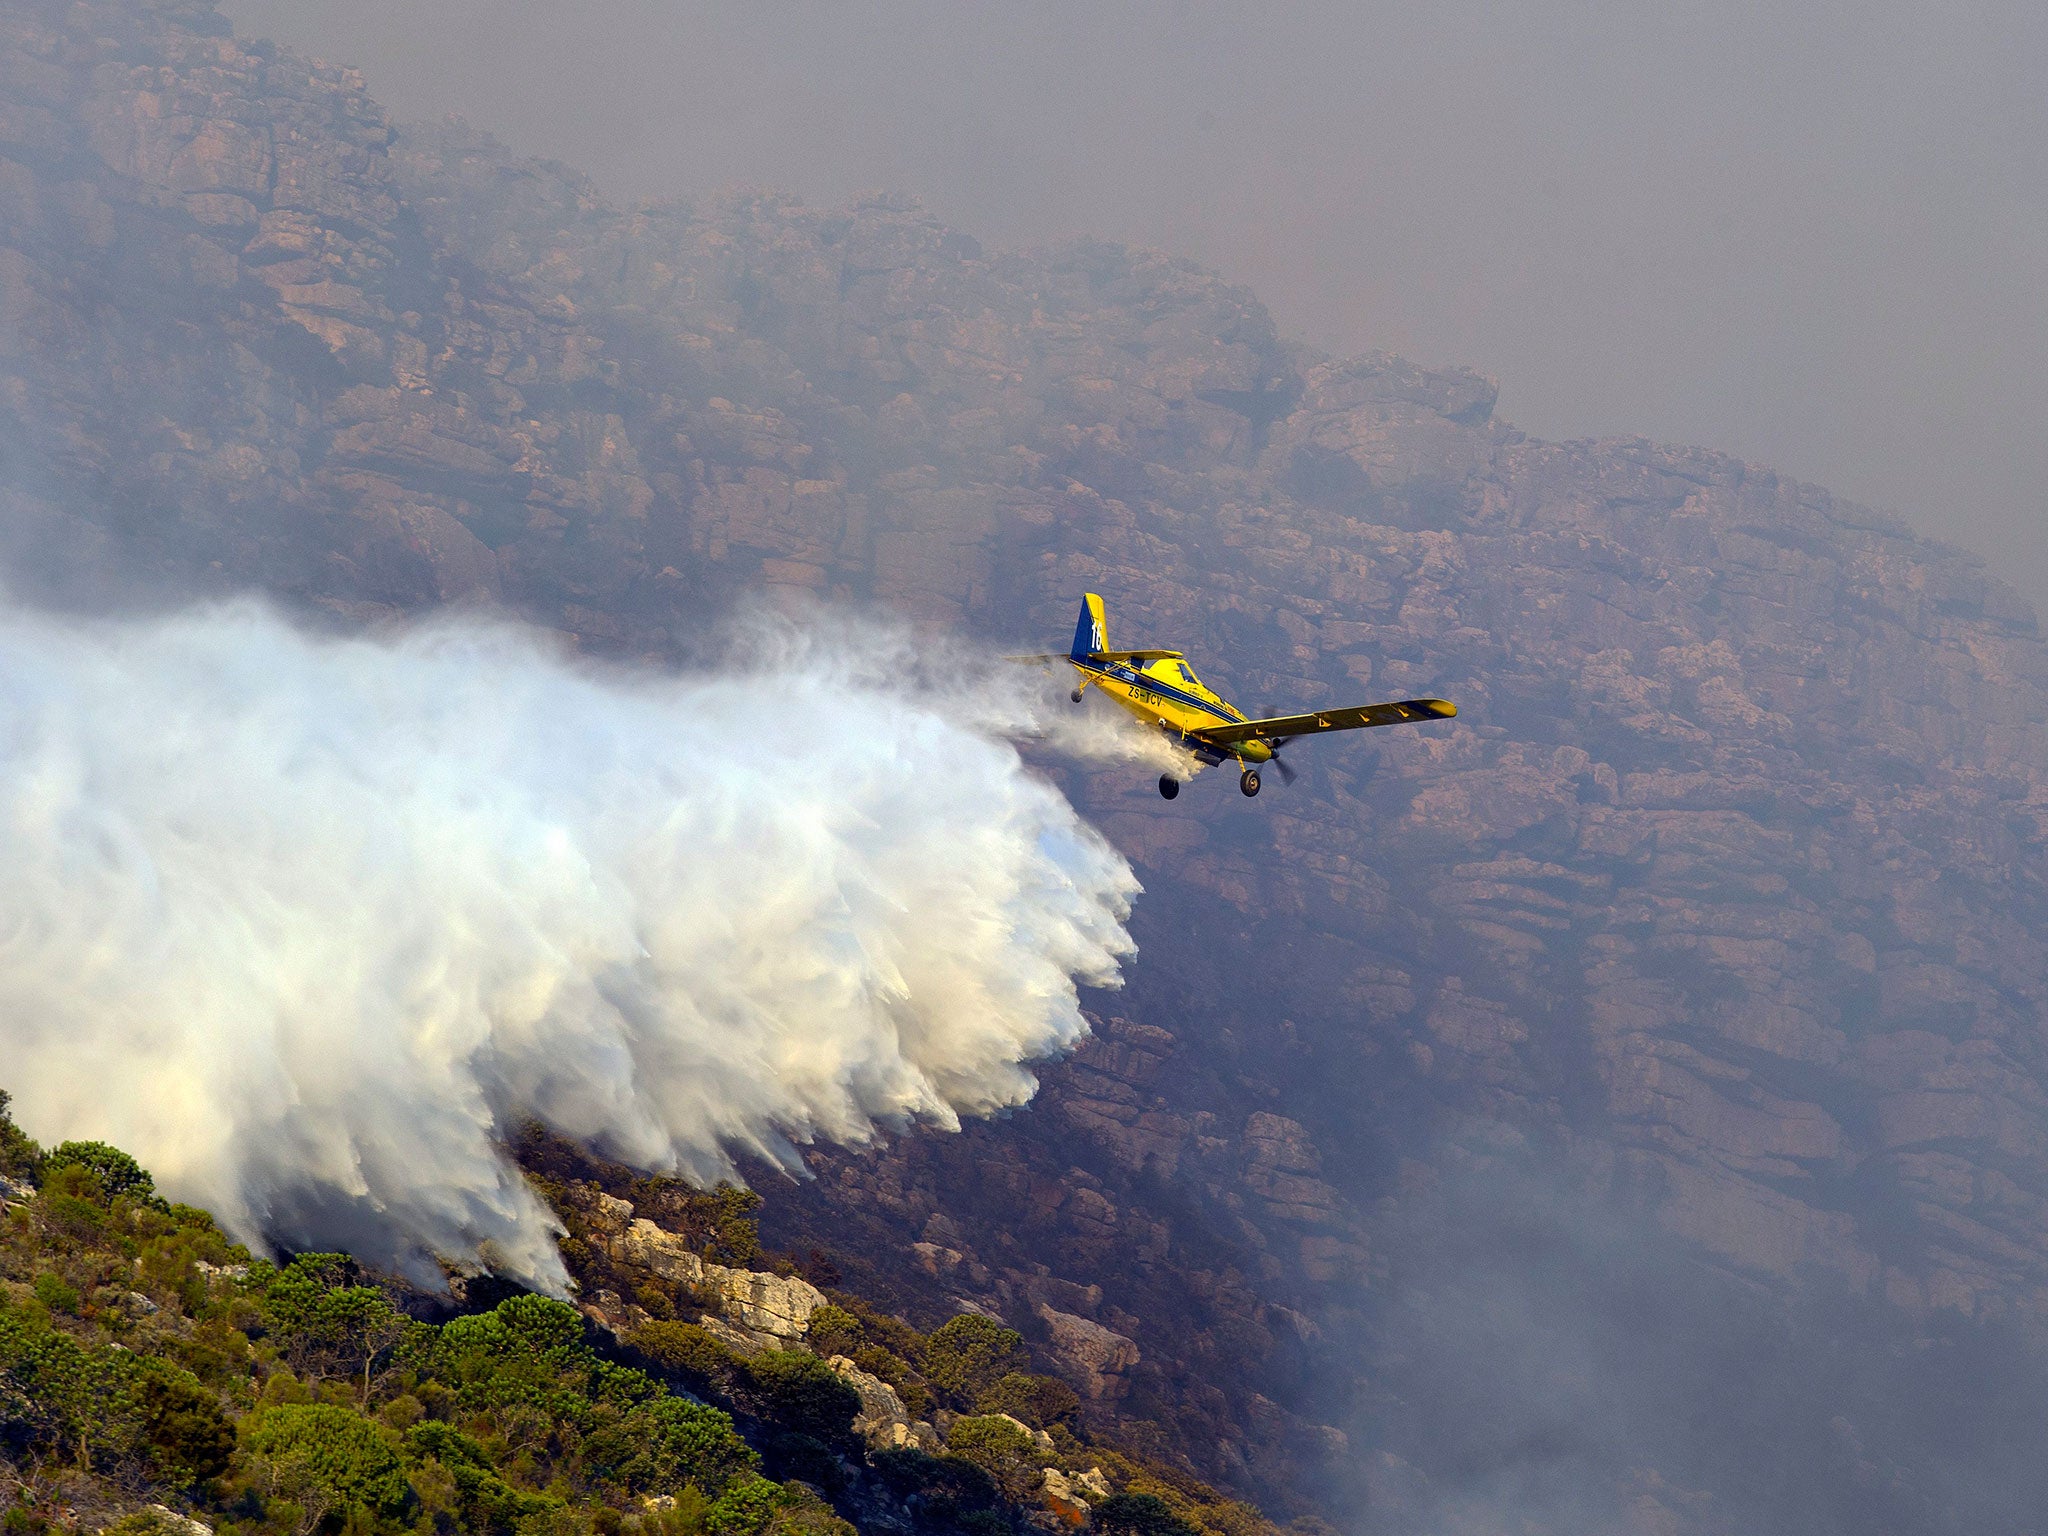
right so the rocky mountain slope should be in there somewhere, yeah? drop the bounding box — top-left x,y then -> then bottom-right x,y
0,1102 -> 1272,1536
7,0 -> 2048,1528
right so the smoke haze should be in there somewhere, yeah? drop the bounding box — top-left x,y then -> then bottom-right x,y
0,602 -> 1143,1288
221,0 -> 2048,601
1346,1141 -> 2048,1536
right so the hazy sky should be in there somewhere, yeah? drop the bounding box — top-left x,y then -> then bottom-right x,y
223,0 -> 2048,601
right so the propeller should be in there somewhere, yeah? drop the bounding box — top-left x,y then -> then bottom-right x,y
1268,741 -> 1297,784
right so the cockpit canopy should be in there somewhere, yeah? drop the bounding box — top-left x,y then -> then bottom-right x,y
1151,658 -> 1208,692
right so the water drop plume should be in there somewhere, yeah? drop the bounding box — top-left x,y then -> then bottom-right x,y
0,600 -> 1141,1289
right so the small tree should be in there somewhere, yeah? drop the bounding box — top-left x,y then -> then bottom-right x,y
134,1365 -> 235,1487
240,1403 -> 413,1524
1094,1493 -> 1200,1536
804,1304 -> 863,1358
40,1141 -> 160,1207
704,1471 -> 787,1536
633,1320 -> 745,1392
310,1286 -> 415,1407
260,1256 -> 412,1399
921,1313 -> 1028,1404
0,1309 -> 141,1468
977,1371 -> 1081,1428
745,1351 -> 862,1444
946,1413 -> 1046,1502
0,1090 -> 42,1183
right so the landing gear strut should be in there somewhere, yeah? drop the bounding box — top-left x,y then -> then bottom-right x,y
1240,769 -> 1261,797
1158,775 -> 1180,800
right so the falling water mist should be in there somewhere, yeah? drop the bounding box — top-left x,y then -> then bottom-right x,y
0,600 -> 1149,1290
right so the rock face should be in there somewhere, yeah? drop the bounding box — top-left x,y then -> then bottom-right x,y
824,1355 -> 930,1451
11,1 -> 2048,1526
611,1217 -> 829,1343
569,1188 -> 833,1347
1034,1304 -> 1141,1403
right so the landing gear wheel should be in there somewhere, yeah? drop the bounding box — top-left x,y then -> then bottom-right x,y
1158,775 -> 1181,800
1071,687 -> 1085,703
1240,769 -> 1262,797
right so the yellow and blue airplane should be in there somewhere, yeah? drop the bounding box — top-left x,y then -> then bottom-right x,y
1025,593 -> 1456,799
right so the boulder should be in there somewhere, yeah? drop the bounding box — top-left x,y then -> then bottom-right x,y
1035,1304 -> 1139,1402
1043,1466 -> 1110,1505
825,1354 -> 937,1449
612,1218 -> 827,1340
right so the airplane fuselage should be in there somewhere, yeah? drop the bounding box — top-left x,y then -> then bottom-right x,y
1070,656 -> 1274,764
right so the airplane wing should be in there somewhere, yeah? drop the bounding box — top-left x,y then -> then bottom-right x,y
1002,649 -> 1184,663
1193,697 -> 1457,745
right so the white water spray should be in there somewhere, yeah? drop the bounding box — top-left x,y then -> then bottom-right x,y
0,602 -> 1145,1289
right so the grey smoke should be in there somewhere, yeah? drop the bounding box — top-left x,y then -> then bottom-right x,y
220,0 -> 2048,602
0,601 -> 1147,1287
1345,1137 -> 2048,1536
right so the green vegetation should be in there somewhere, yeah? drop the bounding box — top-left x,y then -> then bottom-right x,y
1094,1494 -> 1200,1536
0,1094 -> 40,1183
37,1145 -> 161,1210
0,1095 -> 1282,1536
915,1318 -> 1025,1405
973,1375 -> 1078,1430
940,1419 -> 1042,1503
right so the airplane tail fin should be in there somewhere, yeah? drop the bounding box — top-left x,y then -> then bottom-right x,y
1071,593 -> 1108,660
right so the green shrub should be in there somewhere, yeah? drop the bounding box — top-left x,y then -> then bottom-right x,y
762,1483 -> 856,1536
636,1282 -> 678,1320
592,1393 -> 758,1497
846,1344 -> 928,1417
920,1313 -> 1027,1403
644,1485 -> 712,1536
239,1402 -> 412,1520
255,1256 -> 419,1403
0,1095 -> 1267,1536
946,1413 -> 1045,1500
802,1305 -> 862,1358
33,1180 -> 108,1240
765,1430 -> 842,1495
0,1090 -> 42,1182
1093,1492 -> 1201,1536
977,1371 -> 1080,1428
99,1515 -> 199,1536
947,1414 -> 1036,1456
407,1420 -> 558,1529
41,1139 -> 161,1207
511,1507 -> 582,1536
704,1471 -> 787,1536
429,1293 -> 640,1417
633,1320 -> 743,1386
135,1364 -> 236,1486
0,1307 -> 142,1465
30,1272 -> 78,1316
635,1179 -> 764,1266
745,1352 -> 861,1444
